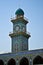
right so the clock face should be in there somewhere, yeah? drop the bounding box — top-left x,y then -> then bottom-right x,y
15,25 -> 20,32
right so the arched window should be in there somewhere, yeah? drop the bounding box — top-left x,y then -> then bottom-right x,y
0,59 -> 4,65
33,55 -> 43,65
20,57 -> 29,65
7,58 -> 16,65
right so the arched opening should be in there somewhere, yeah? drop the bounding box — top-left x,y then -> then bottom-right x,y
7,58 -> 16,65
0,59 -> 4,65
33,55 -> 43,65
20,57 -> 29,65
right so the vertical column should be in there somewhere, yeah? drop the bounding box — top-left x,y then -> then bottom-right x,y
30,57 -> 33,65
5,61 -> 7,65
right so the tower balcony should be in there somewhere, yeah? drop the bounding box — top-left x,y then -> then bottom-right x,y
11,17 -> 28,21
11,17 -> 29,24
9,31 -> 31,38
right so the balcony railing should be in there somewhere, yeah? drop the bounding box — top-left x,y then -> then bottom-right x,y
11,16 -> 29,22
9,31 -> 30,35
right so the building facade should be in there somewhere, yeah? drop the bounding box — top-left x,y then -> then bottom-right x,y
0,8 -> 43,65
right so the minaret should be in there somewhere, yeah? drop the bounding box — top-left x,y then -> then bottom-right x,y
9,8 -> 31,53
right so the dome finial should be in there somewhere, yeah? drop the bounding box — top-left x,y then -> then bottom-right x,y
15,8 -> 24,16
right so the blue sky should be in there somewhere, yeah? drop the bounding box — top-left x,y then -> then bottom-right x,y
0,0 -> 43,53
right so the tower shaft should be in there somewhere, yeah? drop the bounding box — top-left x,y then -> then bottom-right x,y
9,8 -> 30,53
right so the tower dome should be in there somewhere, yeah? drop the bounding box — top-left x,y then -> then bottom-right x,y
15,8 -> 24,16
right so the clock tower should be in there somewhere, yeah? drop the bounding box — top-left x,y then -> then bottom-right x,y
9,8 -> 30,53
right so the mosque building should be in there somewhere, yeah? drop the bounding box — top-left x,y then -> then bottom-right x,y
0,8 -> 43,65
